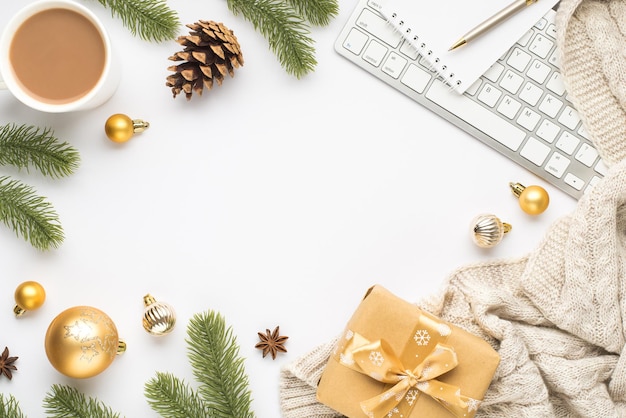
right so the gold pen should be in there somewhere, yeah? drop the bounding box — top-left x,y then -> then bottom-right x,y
449,0 -> 538,51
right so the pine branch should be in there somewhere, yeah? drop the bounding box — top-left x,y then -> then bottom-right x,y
0,124 -> 80,178
144,372 -> 213,418
0,176 -> 64,250
43,384 -> 122,418
226,0 -> 317,78
94,0 -> 180,42
285,0 -> 338,26
0,394 -> 26,418
187,311 -> 254,418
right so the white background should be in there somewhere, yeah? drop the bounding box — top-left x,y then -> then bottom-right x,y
0,0 -> 577,416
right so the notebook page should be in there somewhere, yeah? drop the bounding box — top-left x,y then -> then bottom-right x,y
377,0 -> 559,93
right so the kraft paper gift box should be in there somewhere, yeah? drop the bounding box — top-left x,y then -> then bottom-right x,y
317,285 -> 500,418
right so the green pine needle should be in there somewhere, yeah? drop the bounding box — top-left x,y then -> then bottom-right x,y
0,394 -> 26,418
145,372 -> 212,417
286,0 -> 338,26
227,0 -> 317,78
187,311 -> 254,418
95,0 -> 180,42
145,311 -> 255,418
0,124 -> 80,178
0,176 -> 64,250
43,384 -> 123,418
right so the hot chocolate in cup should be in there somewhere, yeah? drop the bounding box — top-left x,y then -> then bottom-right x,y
0,0 -> 119,113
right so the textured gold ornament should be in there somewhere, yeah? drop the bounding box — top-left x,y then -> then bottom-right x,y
105,113 -> 150,143
13,281 -> 46,317
510,182 -> 549,215
44,306 -> 126,378
142,294 -> 176,336
471,214 -> 511,248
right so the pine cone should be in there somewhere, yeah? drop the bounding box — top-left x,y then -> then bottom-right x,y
166,21 -> 244,100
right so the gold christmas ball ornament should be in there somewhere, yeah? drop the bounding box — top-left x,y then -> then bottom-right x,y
104,113 -> 150,143
14,281 -> 46,317
142,294 -> 176,336
44,306 -> 126,379
471,214 -> 512,248
510,182 -> 549,215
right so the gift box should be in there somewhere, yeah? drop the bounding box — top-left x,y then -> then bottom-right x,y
316,285 -> 500,418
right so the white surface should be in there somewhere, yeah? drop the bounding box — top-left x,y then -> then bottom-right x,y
0,0 -> 577,416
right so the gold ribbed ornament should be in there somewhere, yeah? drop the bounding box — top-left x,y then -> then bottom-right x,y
471,214 -> 512,248
142,294 -> 176,336
44,306 -> 126,379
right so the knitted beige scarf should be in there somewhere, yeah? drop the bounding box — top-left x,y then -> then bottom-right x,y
279,0 -> 626,416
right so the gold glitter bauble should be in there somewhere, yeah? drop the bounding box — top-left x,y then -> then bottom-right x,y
142,294 -> 176,336
14,281 -> 46,316
44,306 -> 126,379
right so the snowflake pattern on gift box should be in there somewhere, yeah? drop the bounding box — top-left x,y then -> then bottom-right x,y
413,329 -> 431,346
369,350 -> 384,367
405,388 -> 418,406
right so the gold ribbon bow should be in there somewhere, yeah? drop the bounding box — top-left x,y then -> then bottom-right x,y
337,332 -> 479,418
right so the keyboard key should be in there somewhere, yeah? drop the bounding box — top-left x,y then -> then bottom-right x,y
343,28 -> 368,55
546,72 -> 566,96
500,70 -> 524,94
401,64 -> 431,93
497,96 -> 522,119
508,48 -> 532,71
538,94 -> 563,118
426,80 -> 526,151
356,9 -> 402,48
546,24 -> 557,39
477,84 -> 502,107
484,63 -> 504,82
529,33 -> 554,58
536,119 -> 560,143
362,40 -> 388,66
516,28 -> 534,47
564,173 -> 585,190
545,152 -> 570,178
558,106 -> 580,130
527,60 -> 551,84
555,131 -> 579,155
399,40 -> 419,60
517,107 -> 541,131
575,143 -> 598,167
382,52 -> 407,79
521,137 -> 550,166
519,82 -> 543,106
595,159 -> 608,176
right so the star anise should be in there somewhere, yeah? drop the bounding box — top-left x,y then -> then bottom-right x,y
255,326 -> 288,360
0,347 -> 18,380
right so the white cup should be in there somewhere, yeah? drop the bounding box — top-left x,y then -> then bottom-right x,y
0,0 -> 119,113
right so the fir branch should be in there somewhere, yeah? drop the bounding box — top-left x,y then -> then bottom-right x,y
94,0 -> 180,42
226,0 -> 317,78
0,394 -> 26,418
0,176 -> 64,250
285,0 -> 338,26
43,384 -> 123,418
145,372 -> 212,418
0,124 -> 79,178
187,311 -> 254,418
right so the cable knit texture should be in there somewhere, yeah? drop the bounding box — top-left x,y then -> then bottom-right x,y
279,0 -> 626,416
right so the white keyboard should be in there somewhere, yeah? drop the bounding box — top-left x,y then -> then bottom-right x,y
335,0 -> 606,200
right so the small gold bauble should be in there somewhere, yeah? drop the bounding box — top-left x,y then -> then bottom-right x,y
44,306 -> 126,379
14,281 -> 46,317
471,214 -> 511,248
510,182 -> 549,215
104,113 -> 150,143
143,294 -> 176,336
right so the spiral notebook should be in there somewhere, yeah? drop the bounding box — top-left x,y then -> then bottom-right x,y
377,0 -> 559,93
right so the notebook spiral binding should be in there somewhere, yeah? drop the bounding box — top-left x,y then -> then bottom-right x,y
384,10 -> 464,90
